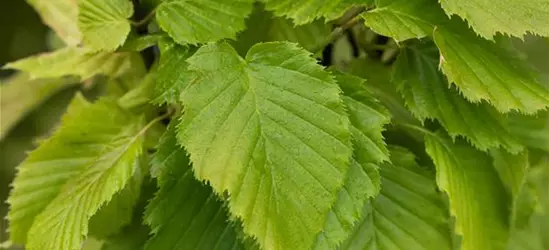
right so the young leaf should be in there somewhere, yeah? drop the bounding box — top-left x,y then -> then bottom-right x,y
362,0 -> 445,42
26,0 -> 81,46
425,133 -> 510,250
313,72 -> 390,249
0,74 -> 76,140
156,0 -> 254,45
7,94 -> 146,249
177,42 -> 353,250
78,0 -> 134,51
152,44 -> 195,105
263,0 -> 367,25
88,156 -> 146,239
439,0 -> 549,39
145,126 -> 245,250
339,147 -> 453,250
4,47 -> 136,80
433,19 -> 549,114
393,41 -> 523,152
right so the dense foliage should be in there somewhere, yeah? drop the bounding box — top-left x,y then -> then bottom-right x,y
1,0 -> 548,250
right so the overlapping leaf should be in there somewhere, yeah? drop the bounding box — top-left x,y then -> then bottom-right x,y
439,0 -> 549,38
26,0 -> 81,46
433,19 -> 549,114
177,42 -> 353,250
425,133 -> 510,250
145,125 -> 244,250
4,47 -> 136,80
78,0 -> 134,51
339,147 -> 453,250
7,94 -> 145,249
507,111 -> 549,152
156,0 -> 254,45
313,72 -> 390,249
363,0 -> 549,113
393,41 -> 523,152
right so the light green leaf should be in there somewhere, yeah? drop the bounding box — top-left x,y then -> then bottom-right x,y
313,72 -> 390,249
178,42 -> 352,250
156,0 -> 253,45
425,134 -> 509,250
263,0 -> 353,25
26,0 -> 81,46
7,94 -> 146,249
362,0 -> 445,42
339,146 -> 453,250
88,156 -> 145,239
439,0 -> 549,38
152,44 -> 195,105
433,19 -> 549,114
393,41 -> 523,152
0,74 -> 76,140
145,126 -> 244,250
4,47 -> 136,80
78,0 -> 134,51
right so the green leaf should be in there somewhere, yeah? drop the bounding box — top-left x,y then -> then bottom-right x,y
152,44 -> 195,105
425,133 -> 510,250
507,111 -> 549,152
156,0 -> 254,45
339,146 -> 453,250
26,0 -> 80,46
177,42 -> 353,250
145,125 -> 245,250
312,72 -> 390,249
263,0 -> 361,25
4,47 -> 136,80
439,0 -> 549,38
0,74 -> 76,140
88,155 -> 146,239
393,41 -> 523,153
7,94 -> 146,249
233,5 -> 330,55
362,0 -> 445,42
78,0 -> 134,51
434,19 -> 549,114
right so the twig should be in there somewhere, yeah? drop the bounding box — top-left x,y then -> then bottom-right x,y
131,9 -> 156,27
311,6 -> 371,54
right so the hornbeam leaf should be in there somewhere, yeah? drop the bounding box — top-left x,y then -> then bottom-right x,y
263,0 -> 370,25
393,41 -> 523,153
156,0 -> 254,45
439,0 -> 549,39
26,0 -> 81,46
507,111 -> 549,152
7,94 -> 146,249
78,0 -> 134,51
362,0 -> 446,42
339,147 -> 453,250
312,72 -> 390,249
152,44 -> 195,105
425,133 -> 510,250
363,0 -> 549,113
145,125 -> 245,250
177,42 -> 353,250
4,47 -> 136,80
433,19 -> 549,114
